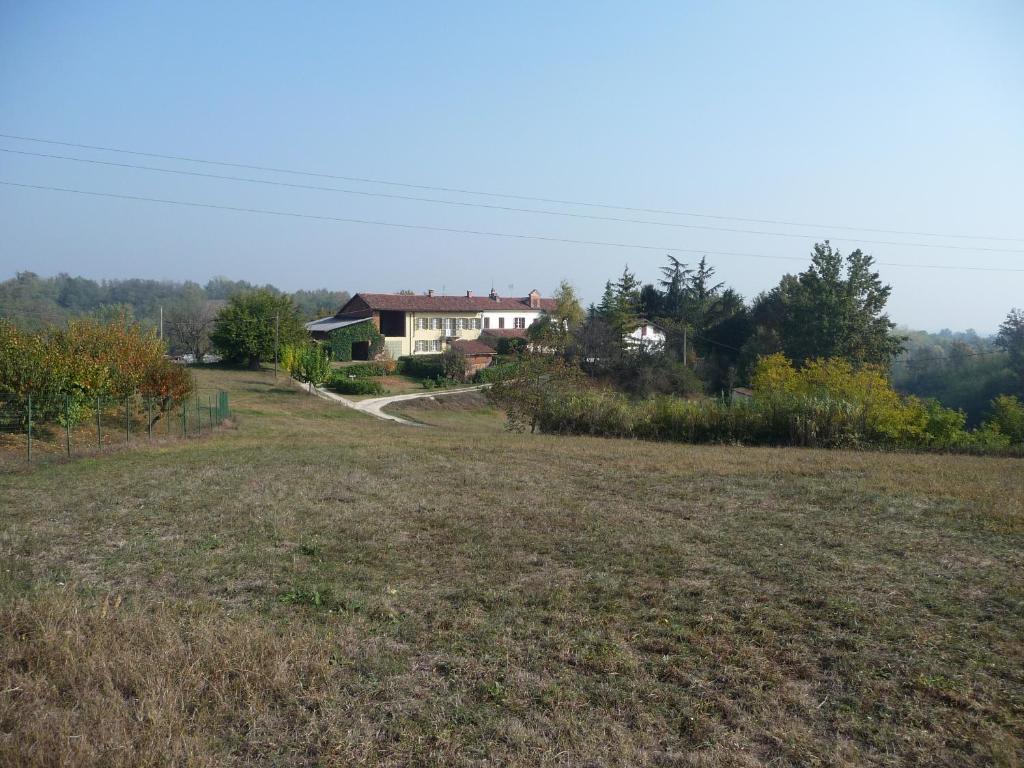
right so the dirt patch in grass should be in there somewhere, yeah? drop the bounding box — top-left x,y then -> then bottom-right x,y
1,367 -> 1022,766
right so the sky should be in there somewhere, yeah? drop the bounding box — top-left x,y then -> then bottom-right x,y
1,1 -> 1022,333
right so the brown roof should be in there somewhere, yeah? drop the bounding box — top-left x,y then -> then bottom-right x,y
339,292 -> 557,314
451,339 -> 498,356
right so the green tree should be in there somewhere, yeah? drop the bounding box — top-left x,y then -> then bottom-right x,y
771,242 -> 905,367
553,279 -> 585,329
996,308 -> 1024,388
211,290 -> 305,369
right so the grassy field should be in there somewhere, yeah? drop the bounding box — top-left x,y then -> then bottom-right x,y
2,367 -> 1022,767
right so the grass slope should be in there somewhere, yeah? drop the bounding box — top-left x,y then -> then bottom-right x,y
1,368 -> 1022,767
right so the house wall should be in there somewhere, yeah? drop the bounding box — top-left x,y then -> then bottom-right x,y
481,309 -> 544,331
382,311 -> 487,356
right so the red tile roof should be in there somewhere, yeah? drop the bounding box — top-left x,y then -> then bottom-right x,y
339,292 -> 557,314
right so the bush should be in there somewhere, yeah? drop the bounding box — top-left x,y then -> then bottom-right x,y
474,362 -> 519,384
326,375 -> 385,396
396,355 -> 444,379
337,360 -> 396,377
987,394 -> 1024,443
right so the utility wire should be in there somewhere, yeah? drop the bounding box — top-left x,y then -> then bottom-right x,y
4,179 -> 1024,274
4,146 -> 1024,255
2,131 -> 1021,244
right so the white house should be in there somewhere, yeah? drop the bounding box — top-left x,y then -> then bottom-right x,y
625,320 -> 667,350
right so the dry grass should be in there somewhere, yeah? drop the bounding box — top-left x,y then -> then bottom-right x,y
1,367 -> 1022,766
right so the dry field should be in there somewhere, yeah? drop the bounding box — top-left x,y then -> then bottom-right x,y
1,367 -> 1022,767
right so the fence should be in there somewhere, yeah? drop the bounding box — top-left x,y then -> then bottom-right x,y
0,388 -> 230,465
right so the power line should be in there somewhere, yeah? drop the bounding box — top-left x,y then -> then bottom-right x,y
2,131 -> 1021,244
5,146 -> 1024,256
4,179 -> 1024,274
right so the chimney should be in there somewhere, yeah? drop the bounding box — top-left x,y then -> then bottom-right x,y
427,289 -> 434,297
528,289 -> 540,309
489,288 -> 499,301
466,290 -> 473,298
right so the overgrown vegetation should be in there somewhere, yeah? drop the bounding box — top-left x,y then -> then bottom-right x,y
327,321 -> 385,362
489,353 -> 1023,453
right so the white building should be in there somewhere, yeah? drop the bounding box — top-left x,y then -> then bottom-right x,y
625,320 -> 667,350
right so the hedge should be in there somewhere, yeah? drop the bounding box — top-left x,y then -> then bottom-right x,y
396,355 -> 444,379
326,375 -> 385,395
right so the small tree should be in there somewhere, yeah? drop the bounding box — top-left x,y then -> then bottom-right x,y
165,293 -> 218,361
297,344 -> 331,392
441,345 -> 468,382
211,289 -> 305,369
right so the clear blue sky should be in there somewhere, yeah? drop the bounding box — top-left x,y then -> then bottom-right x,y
1,1 -> 1021,332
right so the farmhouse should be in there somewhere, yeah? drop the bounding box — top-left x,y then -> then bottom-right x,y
307,288 -> 557,359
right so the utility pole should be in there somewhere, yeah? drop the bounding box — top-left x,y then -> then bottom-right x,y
274,312 -> 280,378
683,326 -> 688,366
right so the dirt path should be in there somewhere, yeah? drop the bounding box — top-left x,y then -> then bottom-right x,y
308,382 -> 486,425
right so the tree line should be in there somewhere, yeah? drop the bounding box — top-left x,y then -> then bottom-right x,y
0,271 -> 349,360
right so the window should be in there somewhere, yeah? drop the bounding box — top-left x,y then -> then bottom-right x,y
416,318 -> 427,331
444,318 -> 456,333
432,339 -> 442,352
431,318 -> 441,330
498,317 -> 505,329
415,340 -> 430,353
514,317 -> 526,329
483,317 -> 490,329
474,318 -> 482,329
459,318 -> 469,331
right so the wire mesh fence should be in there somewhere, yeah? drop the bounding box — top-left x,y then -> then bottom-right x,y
0,388 -> 230,466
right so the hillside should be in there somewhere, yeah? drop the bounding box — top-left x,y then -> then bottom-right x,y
1,367 -> 1021,766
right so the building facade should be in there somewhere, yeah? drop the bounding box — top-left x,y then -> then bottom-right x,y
308,289 -> 557,359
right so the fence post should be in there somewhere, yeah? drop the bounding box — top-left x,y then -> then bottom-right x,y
208,394 -> 213,429
196,395 -> 201,435
26,395 -> 32,463
125,395 -> 130,445
147,398 -> 153,439
65,394 -> 71,457
96,395 -> 102,449
181,400 -> 187,437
